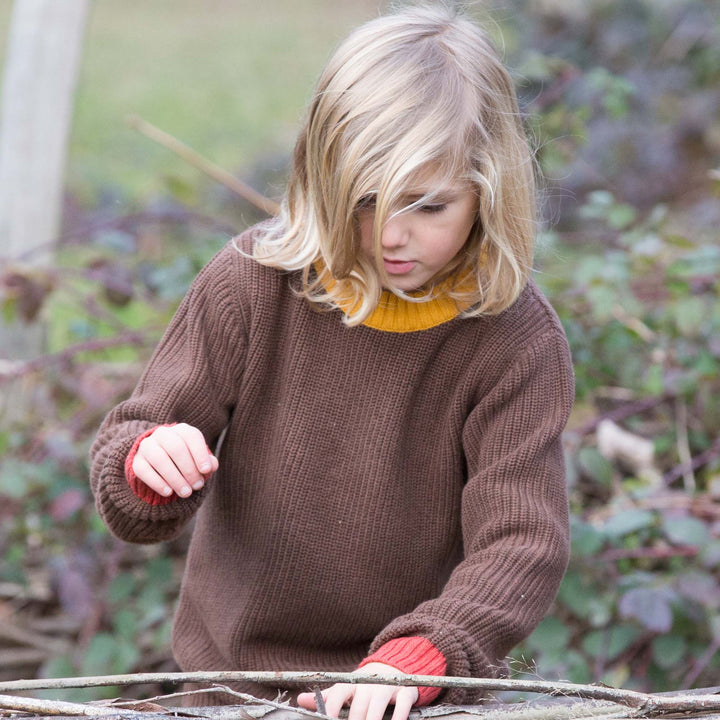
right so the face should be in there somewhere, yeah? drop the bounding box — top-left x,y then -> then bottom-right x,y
357,182 -> 478,292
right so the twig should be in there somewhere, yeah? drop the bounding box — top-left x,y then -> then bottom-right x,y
663,435 -> 720,486
1,671 -> 718,716
313,688 -> 327,717
598,545 -> 697,563
126,115 -> 281,217
574,395 -> 670,437
210,685 -> 330,720
0,329 -> 159,384
0,694 -> 145,718
682,637 -> 720,690
674,397 -> 695,492
610,305 -> 656,343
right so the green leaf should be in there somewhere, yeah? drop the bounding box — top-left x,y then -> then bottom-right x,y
107,572 -> 136,604
700,540 -> 720,569
582,625 -> 641,661
0,459 -> 28,499
577,447 -> 614,486
602,510 -> 655,538
571,519 -> 604,557
525,616 -> 570,654
672,297 -> 705,336
558,572 -> 612,625
607,203 -> 637,231
652,634 -> 686,670
80,633 -> 120,676
662,517 -> 708,546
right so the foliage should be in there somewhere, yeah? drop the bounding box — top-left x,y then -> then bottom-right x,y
1,0 -> 719,702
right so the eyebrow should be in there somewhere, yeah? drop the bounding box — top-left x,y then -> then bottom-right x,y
402,191 -> 459,204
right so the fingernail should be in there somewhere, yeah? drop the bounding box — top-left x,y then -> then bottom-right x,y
179,486 -> 191,497
162,486 -> 172,496
199,462 -> 211,473
192,481 -> 204,490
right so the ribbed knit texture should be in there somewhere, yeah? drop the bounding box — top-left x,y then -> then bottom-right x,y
90,227 -> 574,706
359,636 -> 446,705
317,261 -> 475,333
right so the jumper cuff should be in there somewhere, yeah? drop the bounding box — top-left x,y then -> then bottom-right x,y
125,424 -> 177,506
359,636 -> 446,706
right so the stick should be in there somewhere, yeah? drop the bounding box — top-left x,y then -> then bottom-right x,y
0,329 -> 158,383
0,671 -> 702,714
126,115 -> 281,217
0,694 -> 147,718
674,397 -> 695,492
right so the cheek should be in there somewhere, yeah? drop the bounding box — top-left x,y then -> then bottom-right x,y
358,213 -> 375,254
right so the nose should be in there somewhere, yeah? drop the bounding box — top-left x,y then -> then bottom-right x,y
381,215 -> 410,249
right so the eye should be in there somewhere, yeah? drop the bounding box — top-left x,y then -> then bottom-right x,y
419,203 -> 447,214
356,195 -> 376,212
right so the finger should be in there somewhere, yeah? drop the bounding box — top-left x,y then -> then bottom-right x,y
389,688 -> 417,720
363,687 -> 394,720
174,423 -> 218,476
151,427 -> 206,488
131,454 -> 173,497
324,684 -> 354,718
347,687 -> 373,720
138,438 -> 193,497
296,692 -> 316,710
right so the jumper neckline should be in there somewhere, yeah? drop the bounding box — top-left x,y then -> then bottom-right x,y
316,263 -> 473,333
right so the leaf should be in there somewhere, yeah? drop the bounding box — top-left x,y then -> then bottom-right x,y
662,516 -> 708,546
618,587 -> 673,632
0,458 -> 28,499
525,615 -> 570,653
700,540 -> 720,569
672,297 -> 705,336
558,572 -> 612,625
107,572 -> 136,605
577,447 -> 614,486
607,203 -> 637,231
571,519 -> 604,556
582,625 -> 641,661
602,509 -> 655,538
675,570 -> 720,610
651,634 -> 686,670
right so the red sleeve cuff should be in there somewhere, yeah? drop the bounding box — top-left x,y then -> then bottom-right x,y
124,424 -> 177,506
359,637 -> 447,706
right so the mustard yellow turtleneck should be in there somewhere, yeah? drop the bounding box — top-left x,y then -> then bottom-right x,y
317,263 -> 474,333
357,284 -> 469,332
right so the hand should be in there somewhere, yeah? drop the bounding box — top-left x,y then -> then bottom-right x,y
131,423 -> 218,499
297,663 -> 418,720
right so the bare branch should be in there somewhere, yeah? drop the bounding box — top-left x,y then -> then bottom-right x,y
126,115 -> 281,217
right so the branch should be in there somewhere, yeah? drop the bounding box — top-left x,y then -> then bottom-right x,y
0,694 -> 149,718
0,329 -> 159,383
573,395 -> 671,437
0,671 -> 714,716
663,435 -> 720,485
126,115 -> 281,217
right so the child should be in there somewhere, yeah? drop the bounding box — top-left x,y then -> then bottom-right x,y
90,4 -> 574,719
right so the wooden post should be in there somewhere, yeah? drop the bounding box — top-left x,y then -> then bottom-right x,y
0,0 -> 89,359
0,0 -> 89,425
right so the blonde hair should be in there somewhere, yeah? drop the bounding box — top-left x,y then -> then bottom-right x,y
252,3 -> 536,326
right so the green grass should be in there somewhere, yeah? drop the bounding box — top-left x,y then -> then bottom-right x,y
1,1 -> 380,206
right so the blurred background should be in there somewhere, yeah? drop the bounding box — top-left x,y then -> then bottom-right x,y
0,0 -> 719,701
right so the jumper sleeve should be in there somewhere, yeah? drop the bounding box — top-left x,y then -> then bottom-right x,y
368,328 -> 574,705
89,244 -> 248,544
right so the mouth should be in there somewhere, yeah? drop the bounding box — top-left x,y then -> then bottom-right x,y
383,258 -> 416,275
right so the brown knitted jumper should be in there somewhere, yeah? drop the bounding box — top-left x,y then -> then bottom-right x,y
90,228 -> 574,705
